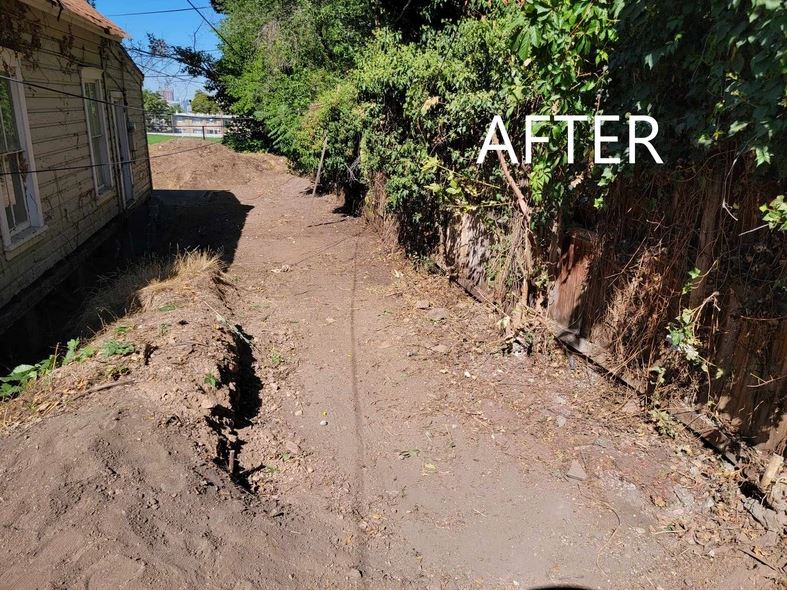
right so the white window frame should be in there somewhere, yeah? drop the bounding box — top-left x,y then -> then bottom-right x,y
80,67 -> 114,198
0,48 -> 44,252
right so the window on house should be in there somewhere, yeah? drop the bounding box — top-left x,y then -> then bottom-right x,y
0,50 -> 42,247
81,69 -> 113,194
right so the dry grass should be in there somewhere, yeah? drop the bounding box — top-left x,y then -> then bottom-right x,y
81,250 -> 223,328
1,250 -> 225,432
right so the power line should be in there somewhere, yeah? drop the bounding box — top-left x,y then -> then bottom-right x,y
145,74 -> 199,79
0,143 -> 218,177
184,0 -> 237,54
2,72 -> 250,121
1,72 -> 203,123
138,64 -> 201,82
0,74 -> 147,113
125,46 -> 222,59
107,7 -> 213,17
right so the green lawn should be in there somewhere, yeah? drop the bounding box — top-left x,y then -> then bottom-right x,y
146,134 -> 175,145
146,134 -> 223,145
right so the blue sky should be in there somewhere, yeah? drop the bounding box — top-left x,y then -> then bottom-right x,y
95,1 -> 223,103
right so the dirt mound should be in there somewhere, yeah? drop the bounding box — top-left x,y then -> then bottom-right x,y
0,253 -> 355,588
2,252 -> 230,431
1,394 -> 306,588
150,140 -> 287,190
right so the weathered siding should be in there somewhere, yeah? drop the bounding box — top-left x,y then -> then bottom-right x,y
0,0 -> 151,310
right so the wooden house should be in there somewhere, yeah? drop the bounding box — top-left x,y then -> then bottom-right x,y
0,0 -> 151,327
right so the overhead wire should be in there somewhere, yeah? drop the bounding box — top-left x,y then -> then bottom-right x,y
0,74 -> 147,113
125,46 -> 222,57
107,7 -> 213,17
0,71 -> 253,123
137,65 -> 200,82
0,143 -> 218,177
145,74 -> 198,79
184,0 -> 238,54
0,17 -> 232,178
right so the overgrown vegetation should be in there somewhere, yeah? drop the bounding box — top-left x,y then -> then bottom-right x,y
1,251 -> 224,403
151,0 -> 784,436
0,339 -> 95,401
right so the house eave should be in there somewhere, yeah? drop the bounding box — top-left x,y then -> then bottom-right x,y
19,0 -> 127,42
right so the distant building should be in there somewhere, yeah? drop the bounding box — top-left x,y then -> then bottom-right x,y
157,88 -> 174,102
171,113 -> 233,137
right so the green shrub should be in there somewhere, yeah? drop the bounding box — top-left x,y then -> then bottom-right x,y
101,340 -> 136,358
0,338 -> 96,401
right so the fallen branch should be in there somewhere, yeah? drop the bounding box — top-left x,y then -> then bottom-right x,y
86,379 -> 136,394
736,547 -> 786,576
493,132 -> 534,274
595,500 -> 622,578
493,132 -> 531,220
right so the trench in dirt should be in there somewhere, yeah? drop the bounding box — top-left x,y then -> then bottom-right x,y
207,325 -> 267,490
0,185 -> 269,498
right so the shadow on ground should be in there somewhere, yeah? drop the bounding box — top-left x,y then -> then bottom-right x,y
0,189 -> 252,371
153,189 -> 252,266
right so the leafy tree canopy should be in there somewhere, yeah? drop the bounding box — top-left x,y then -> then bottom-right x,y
191,90 -> 220,114
142,89 -> 175,121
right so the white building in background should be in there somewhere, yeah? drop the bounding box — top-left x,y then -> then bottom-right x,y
170,113 -> 234,137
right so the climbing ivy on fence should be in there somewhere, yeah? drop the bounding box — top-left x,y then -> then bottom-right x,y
297,0 -> 623,253
610,0 -> 787,172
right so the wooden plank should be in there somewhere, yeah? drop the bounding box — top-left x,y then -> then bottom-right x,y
548,228 -> 595,332
548,320 -> 647,393
670,406 -> 741,465
546,318 -> 745,465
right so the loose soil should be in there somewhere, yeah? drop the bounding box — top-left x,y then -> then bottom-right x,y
0,140 -> 783,589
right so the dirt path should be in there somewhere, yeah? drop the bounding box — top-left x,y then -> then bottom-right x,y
0,141 -> 779,588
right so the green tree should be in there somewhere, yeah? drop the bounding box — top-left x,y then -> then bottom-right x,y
190,90 -> 220,114
194,0 -> 379,152
142,89 -> 174,125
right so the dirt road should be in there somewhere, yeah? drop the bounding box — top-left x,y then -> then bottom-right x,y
0,141 -> 778,588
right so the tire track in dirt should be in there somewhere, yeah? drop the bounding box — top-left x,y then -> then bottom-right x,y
349,236 -> 369,581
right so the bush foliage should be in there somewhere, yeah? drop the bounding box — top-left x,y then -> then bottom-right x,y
163,0 -> 785,397
203,0 -> 784,222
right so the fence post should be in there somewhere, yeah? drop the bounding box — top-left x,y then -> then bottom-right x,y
312,135 -> 328,198
202,126 -> 206,140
